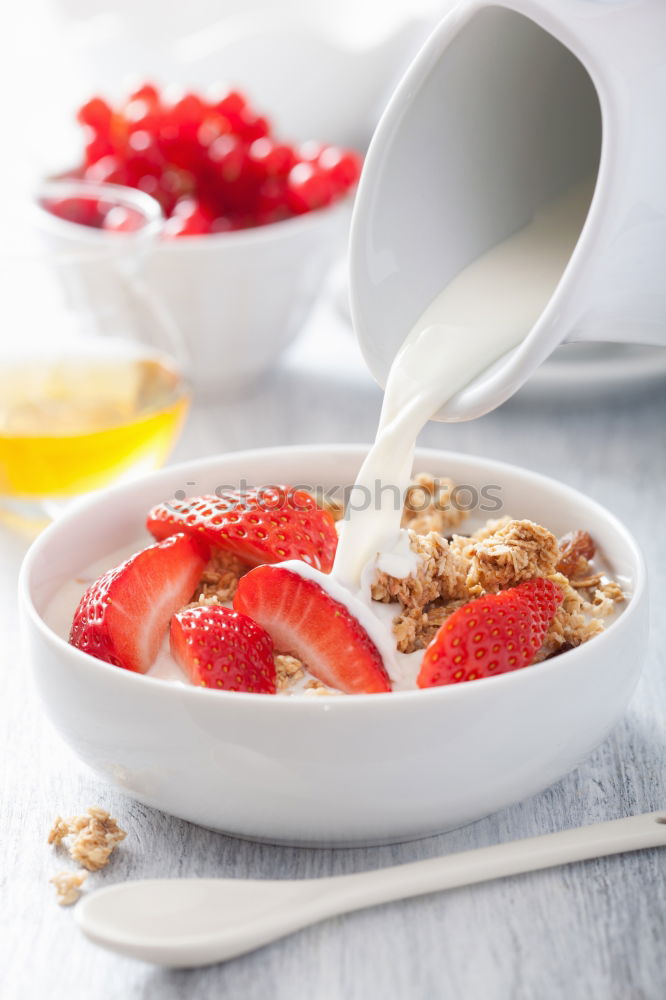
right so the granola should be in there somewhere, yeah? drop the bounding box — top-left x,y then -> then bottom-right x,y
48,807 -> 126,872
303,678 -> 341,696
371,530 -> 468,610
50,870 -> 87,906
47,816 -> 71,847
591,579 -> 625,614
464,519 -> 560,595
393,599 -> 467,654
401,473 -> 469,536
275,653 -> 305,691
192,550 -> 248,604
361,475 -> 626,669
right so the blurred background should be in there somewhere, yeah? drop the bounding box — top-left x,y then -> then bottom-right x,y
1,0 -> 448,531
1,0 -> 665,534
2,0 -> 442,185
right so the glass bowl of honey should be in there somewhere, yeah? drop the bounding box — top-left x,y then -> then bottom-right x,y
0,181 -> 189,533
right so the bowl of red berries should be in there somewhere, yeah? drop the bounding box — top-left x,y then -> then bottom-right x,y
48,83 -> 363,393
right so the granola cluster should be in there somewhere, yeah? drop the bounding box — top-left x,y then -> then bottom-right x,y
369,475 -> 625,659
401,473 -> 468,536
462,518 -> 560,595
192,550 -> 249,604
48,807 -> 126,873
49,870 -> 87,907
274,652 -> 340,694
393,600 -> 467,655
275,653 -> 305,691
371,530 -> 467,608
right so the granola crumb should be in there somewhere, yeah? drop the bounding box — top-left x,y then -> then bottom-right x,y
48,807 -> 127,872
274,653 -> 305,691
569,573 -> 603,591
303,678 -> 341,696
192,550 -> 249,604
47,816 -> 70,847
50,870 -> 87,906
589,579 -> 625,616
464,519 -> 560,595
371,530 -> 468,611
393,599 -> 467,654
402,473 -> 469,535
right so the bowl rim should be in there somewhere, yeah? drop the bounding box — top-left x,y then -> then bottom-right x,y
34,180 -> 165,249
47,172 -> 352,251
19,443 -> 647,710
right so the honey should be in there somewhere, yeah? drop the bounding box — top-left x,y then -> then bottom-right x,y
0,354 -> 188,499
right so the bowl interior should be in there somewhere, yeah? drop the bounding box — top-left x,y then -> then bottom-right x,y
24,444 -> 641,650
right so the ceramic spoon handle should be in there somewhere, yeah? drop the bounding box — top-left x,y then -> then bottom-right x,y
312,812 -> 666,919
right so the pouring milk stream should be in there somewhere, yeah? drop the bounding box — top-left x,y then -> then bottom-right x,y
278,179 -> 593,667
333,179 -> 593,590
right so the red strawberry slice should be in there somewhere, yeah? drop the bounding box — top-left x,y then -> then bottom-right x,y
146,486 -> 337,573
233,565 -> 391,694
170,604 -> 276,694
69,533 -> 208,673
418,577 -> 563,688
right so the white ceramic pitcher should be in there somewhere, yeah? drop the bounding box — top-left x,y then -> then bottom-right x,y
349,0 -> 666,420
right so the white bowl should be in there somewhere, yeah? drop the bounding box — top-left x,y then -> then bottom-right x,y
19,445 -> 647,845
145,203 -> 350,395
43,178 -> 350,395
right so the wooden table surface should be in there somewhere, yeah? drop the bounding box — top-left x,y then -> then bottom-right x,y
2,301 -> 665,1000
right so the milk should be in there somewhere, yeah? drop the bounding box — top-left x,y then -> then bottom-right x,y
332,178 -> 593,589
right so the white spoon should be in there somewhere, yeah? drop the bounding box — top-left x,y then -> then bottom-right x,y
75,811 -> 666,968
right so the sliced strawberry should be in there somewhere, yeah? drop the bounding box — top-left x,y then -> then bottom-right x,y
146,487 -> 337,573
170,604 -> 276,693
418,577 -> 563,688
69,533 -> 208,673
233,565 -> 391,694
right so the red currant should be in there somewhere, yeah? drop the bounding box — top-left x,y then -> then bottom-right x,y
209,89 -> 246,118
124,96 -> 160,134
163,200 -> 212,237
208,134 -> 248,183
209,215 -> 235,233
298,140 -> 325,162
101,205 -> 145,232
286,162 -> 334,213
170,94 -> 207,126
256,177 -> 291,223
318,146 -> 362,189
84,132 -> 115,167
197,113 -> 232,148
248,139 -> 296,178
135,174 -> 161,200
72,82 -> 363,237
44,196 -> 105,228
127,82 -> 160,106
83,155 -> 127,186
77,97 -> 112,133
234,111 -> 269,142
